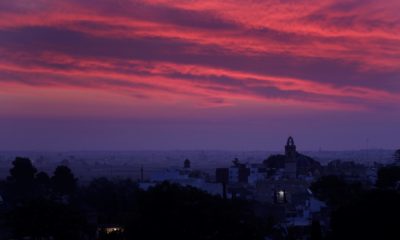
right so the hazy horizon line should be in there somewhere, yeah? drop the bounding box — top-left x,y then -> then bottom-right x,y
0,148 -> 395,153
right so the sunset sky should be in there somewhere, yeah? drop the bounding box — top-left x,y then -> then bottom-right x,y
0,0 -> 399,151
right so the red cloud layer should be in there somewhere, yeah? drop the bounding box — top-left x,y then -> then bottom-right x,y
0,0 -> 399,115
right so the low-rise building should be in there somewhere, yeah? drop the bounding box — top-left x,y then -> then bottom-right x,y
140,159 -> 224,196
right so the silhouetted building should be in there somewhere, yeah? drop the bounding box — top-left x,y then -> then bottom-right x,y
215,159 -> 250,184
216,168 -> 229,183
285,136 -> 297,179
96,224 -> 125,240
184,159 -> 191,169
274,189 -> 288,204
143,160 -> 223,196
213,136 -> 327,230
248,163 -> 267,184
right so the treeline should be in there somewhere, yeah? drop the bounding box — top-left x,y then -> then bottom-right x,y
0,157 -> 271,240
310,165 -> 400,240
3,157 -> 77,200
2,157 -> 400,240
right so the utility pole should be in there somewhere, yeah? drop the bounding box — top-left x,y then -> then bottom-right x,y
140,165 -> 144,182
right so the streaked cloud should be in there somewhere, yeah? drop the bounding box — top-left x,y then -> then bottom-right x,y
0,0 -> 399,114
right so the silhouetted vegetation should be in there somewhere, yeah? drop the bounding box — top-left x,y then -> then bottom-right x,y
394,149 -> 400,162
82,177 -> 139,225
8,157 -> 37,185
263,153 -> 321,176
125,182 -> 266,240
263,154 -> 286,169
377,166 -> 400,189
7,199 -> 87,240
330,190 -> 400,240
310,175 -> 363,208
310,171 -> 400,240
52,165 -> 77,195
5,157 -> 39,202
310,220 -> 322,240
0,157 -> 270,240
3,156 -> 400,240
36,171 -> 50,185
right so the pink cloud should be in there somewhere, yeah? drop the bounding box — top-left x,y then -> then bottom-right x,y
0,0 -> 399,119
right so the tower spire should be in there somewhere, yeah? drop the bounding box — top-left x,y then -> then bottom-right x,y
285,136 -> 297,179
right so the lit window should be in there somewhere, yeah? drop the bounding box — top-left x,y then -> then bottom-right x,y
276,190 -> 286,203
105,227 -> 124,234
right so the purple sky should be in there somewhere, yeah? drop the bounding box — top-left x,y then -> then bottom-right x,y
0,0 -> 399,151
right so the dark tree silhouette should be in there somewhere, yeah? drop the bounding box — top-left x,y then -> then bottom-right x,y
83,177 -> 139,224
376,166 -> 400,189
263,153 -> 321,176
125,182 -> 266,240
331,190 -> 400,240
7,199 -> 87,240
9,157 -> 37,185
36,172 -> 50,185
310,175 -> 363,207
310,220 -> 322,240
2,163 -> 277,240
51,166 -> 77,195
34,171 -> 51,197
4,157 -> 38,202
394,149 -> 400,162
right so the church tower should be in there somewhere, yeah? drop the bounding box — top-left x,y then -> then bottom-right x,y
184,159 -> 191,169
284,136 -> 297,179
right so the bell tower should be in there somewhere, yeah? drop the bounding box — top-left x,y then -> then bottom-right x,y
184,159 -> 191,169
284,136 -> 297,179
